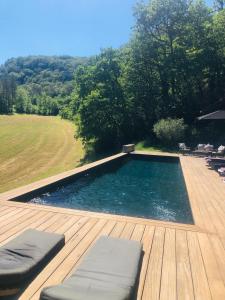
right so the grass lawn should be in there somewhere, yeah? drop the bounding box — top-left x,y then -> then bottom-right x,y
0,114 -> 84,193
135,140 -> 178,153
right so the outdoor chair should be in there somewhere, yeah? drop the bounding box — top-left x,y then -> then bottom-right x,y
40,236 -> 142,300
218,167 -> 225,176
212,145 -> 225,157
178,143 -> 191,155
206,157 -> 225,170
0,229 -> 65,297
192,144 -> 214,157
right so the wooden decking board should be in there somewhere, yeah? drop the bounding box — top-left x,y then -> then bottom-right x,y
187,231 -> 212,300
137,225 -> 155,300
120,222 -> 136,239
131,223 -> 145,241
142,227 -> 165,300
0,199 -> 201,232
0,154 -> 224,299
209,234 -> 225,285
189,162 -> 225,234
198,232 -> 225,299
160,228 -> 176,300
176,230 -> 195,300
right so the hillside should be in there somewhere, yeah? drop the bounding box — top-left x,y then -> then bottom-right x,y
0,55 -> 88,97
0,115 -> 84,193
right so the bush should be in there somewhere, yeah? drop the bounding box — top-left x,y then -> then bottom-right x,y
153,118 -> 187,146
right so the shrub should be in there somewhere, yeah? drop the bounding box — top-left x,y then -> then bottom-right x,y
153,118 -> 187,146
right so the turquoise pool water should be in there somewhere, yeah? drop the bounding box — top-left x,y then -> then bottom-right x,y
29,156 -> 193,224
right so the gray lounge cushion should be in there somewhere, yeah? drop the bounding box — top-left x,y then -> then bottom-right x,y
40,236 -> 142,300
0,229 -> 65,289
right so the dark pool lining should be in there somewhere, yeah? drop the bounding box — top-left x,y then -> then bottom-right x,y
12,154 -> 179,202
11,153 -> 194,225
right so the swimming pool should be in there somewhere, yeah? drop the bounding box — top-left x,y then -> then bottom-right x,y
27,155 -> 193,224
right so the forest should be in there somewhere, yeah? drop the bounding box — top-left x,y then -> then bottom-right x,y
1,0 -> 225,150
0,55 -> 88,115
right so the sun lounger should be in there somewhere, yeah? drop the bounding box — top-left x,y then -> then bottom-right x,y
207,158 -> 225,165
206,158 -> 225,170
218,167 -> 225,176
212,145 -> 225,157
192,144 -> 214,156
40,236 -> 142,300
0,229 -> 65,296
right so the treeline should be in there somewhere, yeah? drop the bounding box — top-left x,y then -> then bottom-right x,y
1,0 -> 225,150
67,0 -> 225,149
0,55 -> 88,115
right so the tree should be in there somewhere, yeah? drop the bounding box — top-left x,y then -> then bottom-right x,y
124,0 -> 220,127
74,49 -> 131,149
0,55 -> 88,116
214,0 -> 225,11
37,94 -> 59,115
0,75 -> 16,114
15,86 -> 33,113
153,118 -> 187,146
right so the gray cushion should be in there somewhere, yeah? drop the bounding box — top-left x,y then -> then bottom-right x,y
0,229 -> 65,289
40,236 -> 142,300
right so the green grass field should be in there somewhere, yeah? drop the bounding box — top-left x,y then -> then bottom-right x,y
0,115 -> 84,193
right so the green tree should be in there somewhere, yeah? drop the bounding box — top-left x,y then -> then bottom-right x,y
0,75 -> 16,114
15,86 -> 32,113
74,49 -> 131,149
214,0 -> 225,11
153,118 -> 187,146
37,94 -> 59,115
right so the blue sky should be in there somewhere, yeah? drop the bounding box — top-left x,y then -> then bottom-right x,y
0,0 -> 213,65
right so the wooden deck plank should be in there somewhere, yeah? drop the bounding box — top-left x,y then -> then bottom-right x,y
0,210 -> 51,244
0,209 -> 45,243
160,228 -> 176,300
131,224 -> 145,241
198,232 -> 225,299
176,230 -> 194,300
110,221 -> 126,237
187,231 -> 212,300
208,234 -> 225,285
137,225 -> 155,300
120,222 -> 135,239
142,227 -> 165,300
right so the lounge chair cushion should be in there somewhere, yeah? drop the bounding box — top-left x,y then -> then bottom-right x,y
40,236 -> 142,300
204,144 -> 214,151
197,144 -> 206,150
179,143 -> 186,149
218,145 -> 225,154
0,229 -> 65,289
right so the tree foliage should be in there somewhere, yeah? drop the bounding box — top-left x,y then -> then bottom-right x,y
73,49 -> 132,149
153,118 -> 187,145
0,76 -> 16,114
0,55 -> 88,115
68,0 -> 225,149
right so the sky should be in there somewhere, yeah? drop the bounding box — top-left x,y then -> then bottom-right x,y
0,0 -> 213,65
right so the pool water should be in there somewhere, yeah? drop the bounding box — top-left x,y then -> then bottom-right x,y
29,157 -> 193,224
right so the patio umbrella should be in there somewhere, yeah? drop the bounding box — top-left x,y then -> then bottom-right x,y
197,110 -> 225,120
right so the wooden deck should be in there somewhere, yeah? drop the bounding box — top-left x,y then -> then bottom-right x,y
0,154 -> 225,299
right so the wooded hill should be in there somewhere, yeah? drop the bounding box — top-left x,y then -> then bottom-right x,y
0,55 -> 88,115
